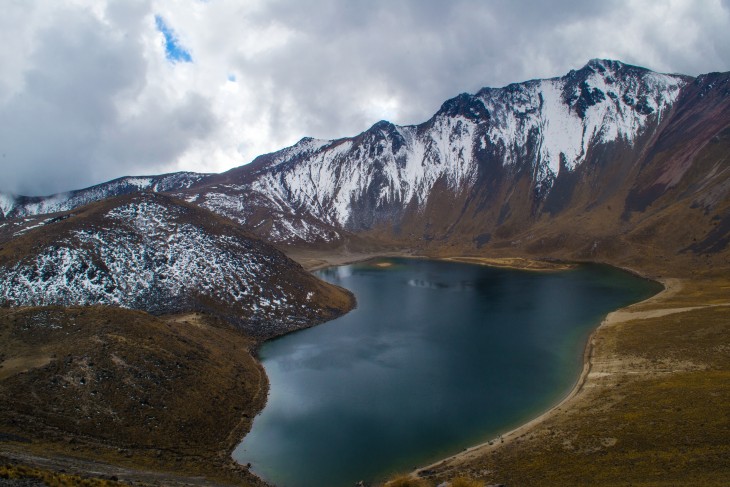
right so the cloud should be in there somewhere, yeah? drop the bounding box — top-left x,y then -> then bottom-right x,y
0,0 -> 728,195
0,1 -> 217,195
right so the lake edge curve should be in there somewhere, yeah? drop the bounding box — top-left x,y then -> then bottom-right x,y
234,254 -> 664,486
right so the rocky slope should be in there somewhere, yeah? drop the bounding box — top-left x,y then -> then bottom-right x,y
0,192 -> 353,338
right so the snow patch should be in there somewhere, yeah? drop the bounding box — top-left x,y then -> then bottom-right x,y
0,193 -> 15,217
124,177 -> 154,189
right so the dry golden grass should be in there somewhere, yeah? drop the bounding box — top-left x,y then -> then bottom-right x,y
0,463 -> 128,486
449,477 -> 483,487
385,474 -> 429,487
383,474 -> 483,486
0,306 -> 269,486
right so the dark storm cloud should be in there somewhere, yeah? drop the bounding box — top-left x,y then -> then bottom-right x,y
230,0 -> 726,148
0,2 -> 217,196
1,0 -> 728,196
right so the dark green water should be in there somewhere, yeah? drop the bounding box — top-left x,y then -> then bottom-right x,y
233,259 -> 661,487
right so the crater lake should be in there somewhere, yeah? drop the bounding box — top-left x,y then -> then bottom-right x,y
234,258 -> 661,486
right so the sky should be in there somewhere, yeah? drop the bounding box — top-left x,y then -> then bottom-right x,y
1,0 -> 729,196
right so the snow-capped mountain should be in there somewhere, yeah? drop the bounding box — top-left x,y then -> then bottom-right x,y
0,193 -> 352,338
252,59 -> 682,223
187,59 -> 726,249
1,60 -> 728,265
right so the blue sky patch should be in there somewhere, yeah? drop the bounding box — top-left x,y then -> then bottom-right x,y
155,15 -> 192,63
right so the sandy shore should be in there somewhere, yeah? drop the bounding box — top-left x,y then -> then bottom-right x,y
439,256 -> 575,271
287,249 -> 573,273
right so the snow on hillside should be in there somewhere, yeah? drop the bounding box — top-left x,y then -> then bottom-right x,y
250,116 -> 480,230
0,200 -> 305,334
478,60 -> 685,190
0,194 -> 14,217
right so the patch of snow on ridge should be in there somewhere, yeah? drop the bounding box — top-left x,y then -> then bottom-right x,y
0,194 -> 15,217
0,172 -> 209,220
21,194 -> 73,218
125,177 -> 154,189
152,172 -> 206,191
478,62 -> 687,187
12,217 -> 54,237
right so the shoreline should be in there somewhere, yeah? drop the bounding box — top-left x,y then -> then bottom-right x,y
239,251 -> 583,485
439,256 -> 576,272
286,249 -> 422,272
290,250 -> 577,273
412,274 -> 680,478
279,251 -> 673,482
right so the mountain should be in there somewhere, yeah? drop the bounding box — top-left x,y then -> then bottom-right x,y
199,59 -> 687,237
2,59 -> 728,272
0,192 -> 353,338
187,60 -> 729,273
0,172 -> 207,220
1,58 -> 728,485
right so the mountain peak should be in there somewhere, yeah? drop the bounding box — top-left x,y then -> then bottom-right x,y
436,92 -> 490,121
370,120 -> 396,130
585,58 -> 626,71
367,120 -> 400,136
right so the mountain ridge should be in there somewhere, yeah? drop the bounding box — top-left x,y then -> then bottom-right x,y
1,59 -> 728,274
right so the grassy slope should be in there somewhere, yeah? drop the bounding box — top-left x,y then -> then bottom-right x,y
0,306 -> 270,486
0,462 -> 130,486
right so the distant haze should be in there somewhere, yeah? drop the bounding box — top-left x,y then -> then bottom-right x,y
1,0 -> 729,196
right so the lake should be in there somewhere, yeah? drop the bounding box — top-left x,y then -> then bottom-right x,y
233,258 -> 661,486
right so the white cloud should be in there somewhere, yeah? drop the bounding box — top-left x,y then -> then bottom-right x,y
0,0 -> 728,195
